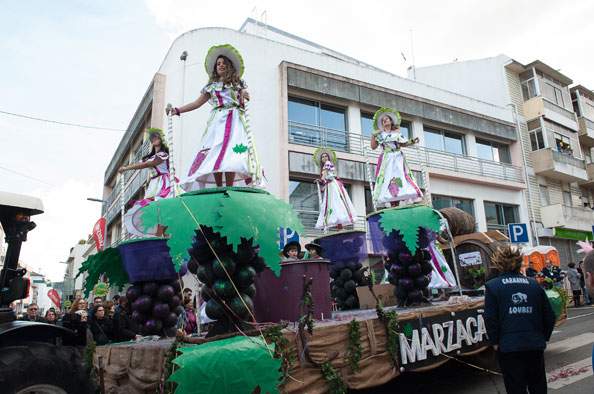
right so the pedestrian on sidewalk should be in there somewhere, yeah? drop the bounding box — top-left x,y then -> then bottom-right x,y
484,245 -> 556,394
578,261 -> 591,305
566,262 -> 582,307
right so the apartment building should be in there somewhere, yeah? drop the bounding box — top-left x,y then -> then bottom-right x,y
410,55 -> 594,266
99,20 -> 529,268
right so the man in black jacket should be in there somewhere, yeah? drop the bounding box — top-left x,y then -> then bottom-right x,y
485,245 -> 557,394
18,303 -> 47,323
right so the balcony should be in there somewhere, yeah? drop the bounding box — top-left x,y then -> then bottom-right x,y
541,203 -> 594,232
523,96 -> 578,131
289,121 -> 525,184
580,163 -> 594,187
578,117 -> 594,147
532,148 -> 587,182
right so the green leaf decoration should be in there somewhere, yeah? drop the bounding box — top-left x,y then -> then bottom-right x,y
392,177 -> 403,188
232,144 -> 248,153
217,190 -> 304,276
75,247 -> 129,297
378,205 -> 442,254
404,322 -> 414,339
138,193 -> 222,271
169,336 -> 281,394
138,187 -> 304,276
441,265 -> 449,273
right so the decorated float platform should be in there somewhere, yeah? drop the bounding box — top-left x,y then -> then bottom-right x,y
80,188 -> 567,394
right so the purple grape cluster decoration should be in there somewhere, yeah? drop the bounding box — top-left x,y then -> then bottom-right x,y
318,231 -> 367,310
126,278 -> 182,336
385,228 -> 433,306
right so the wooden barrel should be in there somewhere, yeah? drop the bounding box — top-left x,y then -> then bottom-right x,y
438,207 -> 476,236
442,239 -> 505,289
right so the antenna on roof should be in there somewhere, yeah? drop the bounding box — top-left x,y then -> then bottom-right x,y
410,29 -> 416,80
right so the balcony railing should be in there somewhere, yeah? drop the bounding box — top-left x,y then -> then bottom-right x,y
551,149 -> 585,169
289,121 -> 524,183
295,209 -> 368,237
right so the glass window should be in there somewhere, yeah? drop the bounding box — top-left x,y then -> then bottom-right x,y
361,113 -> 374,137
424,128 -> 444,151
364,188 -> 375,214
563,191 -> 572,206
288,96 -> 347,151
424,127 -> 465,155
288,97 -> 318,124
289,179 -> 319,211
476,139 -> 511,163
530,130 -> 545,151
539,185 -> 550,206
484,202 -> 519,226
320,104 -> 346,131
432,195 -> 475,218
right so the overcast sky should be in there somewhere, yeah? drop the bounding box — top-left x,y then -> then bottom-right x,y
2,0 -> 592,281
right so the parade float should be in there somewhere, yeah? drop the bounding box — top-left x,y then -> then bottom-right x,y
76,191 -> 568,394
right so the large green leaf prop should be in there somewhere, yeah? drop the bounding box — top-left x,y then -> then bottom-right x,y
138,187 -> 304,276
169,336 -> 282,394
378,205 -> 442,254
75,247 -> 130,297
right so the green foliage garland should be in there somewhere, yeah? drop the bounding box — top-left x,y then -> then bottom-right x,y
344,320 -> 362,374
321,360 -> 346,394
84,340 -> 97,379
263,326 -> 295,389
384,310 -> 400,366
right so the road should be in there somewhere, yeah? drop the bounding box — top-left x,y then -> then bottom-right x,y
349,305 -> 594,393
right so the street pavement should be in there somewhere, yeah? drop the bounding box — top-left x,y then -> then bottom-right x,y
349,305 -> 594,393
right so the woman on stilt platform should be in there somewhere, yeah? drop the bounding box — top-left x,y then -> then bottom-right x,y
370,107 -> 423,208
167,44 -> 265,190
314,147 -> 356,230
119,128 -> 172,237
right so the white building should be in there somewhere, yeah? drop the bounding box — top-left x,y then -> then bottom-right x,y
408,55 -> 594,266
99,19 -> 529,272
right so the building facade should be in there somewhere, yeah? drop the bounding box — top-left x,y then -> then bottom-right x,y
99,20 -> 530,273
410,55 -> 594,267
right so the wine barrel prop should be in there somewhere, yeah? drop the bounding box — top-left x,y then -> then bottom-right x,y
315,230 -> 368,310
367,205 -> 445,306
253,259 -> 331,322
444,238 -> 506,289
438,207 -> 475,236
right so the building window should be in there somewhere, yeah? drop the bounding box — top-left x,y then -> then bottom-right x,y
539,185 -> 550,206
527,120 -> 545,151
288,96 -> 348,150
554,133 -> 573,156
521,78 -> 537,101
476,139 -> 511,163
484,202 -> 519,235
563,191 -> 572,207
432,195 -> 475,218
423,127 -> 465,155
361,112 -> 411,139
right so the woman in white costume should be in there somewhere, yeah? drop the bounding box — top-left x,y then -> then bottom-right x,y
370,107 -> 423,208
119,128 -> 172,237
167,44 -> 264,190
314,147 -> 357,230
